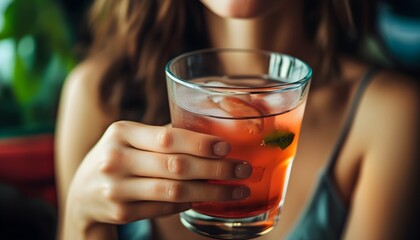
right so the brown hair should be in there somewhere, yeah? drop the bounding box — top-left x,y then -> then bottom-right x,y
86,0 -> 376,125
307,0 -> 377,84
88,0 -> 208,125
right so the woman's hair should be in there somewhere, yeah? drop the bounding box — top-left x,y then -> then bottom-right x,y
86,0 -> 376,125
88,0 -> 208,125
307,0 -> 377,84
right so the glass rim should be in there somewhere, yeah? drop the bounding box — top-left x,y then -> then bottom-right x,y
165,48 -> 312,94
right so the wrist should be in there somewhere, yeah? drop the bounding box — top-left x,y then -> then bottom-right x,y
62,196 -> 117,240
62,211 -> 117,240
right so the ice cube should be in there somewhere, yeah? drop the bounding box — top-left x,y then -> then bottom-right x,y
219,96 -> 261,118
175,85 -> 211,113
252,89 -> 301,114
218,96 -> 263,134
209,94 -> 224,104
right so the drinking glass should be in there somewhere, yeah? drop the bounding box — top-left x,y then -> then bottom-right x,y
165,48 -> 312,239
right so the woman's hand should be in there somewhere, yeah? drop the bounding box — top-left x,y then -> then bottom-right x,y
63,120 -> 252,238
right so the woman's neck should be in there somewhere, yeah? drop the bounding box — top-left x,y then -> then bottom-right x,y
203,2 -> 319,67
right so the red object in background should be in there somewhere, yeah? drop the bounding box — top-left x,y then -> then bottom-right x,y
0,134 -> 56,207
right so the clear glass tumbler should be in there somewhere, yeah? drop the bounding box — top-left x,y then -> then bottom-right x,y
165,48 -> 312,239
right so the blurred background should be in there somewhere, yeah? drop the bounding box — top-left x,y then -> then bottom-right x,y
0,0 -> 90,134
0,0 -> 418,239
0,0 -> 90,239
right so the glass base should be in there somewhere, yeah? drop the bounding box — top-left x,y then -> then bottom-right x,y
179,207 -> 281,240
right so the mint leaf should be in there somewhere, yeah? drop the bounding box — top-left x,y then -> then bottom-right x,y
263,131 -> 295,150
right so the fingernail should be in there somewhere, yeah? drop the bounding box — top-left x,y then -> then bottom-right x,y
213,142 -> 231,156
235,162 -> 252,179
232,186 -> 250,200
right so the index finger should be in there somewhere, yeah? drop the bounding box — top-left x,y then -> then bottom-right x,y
104,121 -> 231,158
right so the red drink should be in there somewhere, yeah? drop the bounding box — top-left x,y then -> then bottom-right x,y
170,77 -> 306,218
166,49 -> 311,239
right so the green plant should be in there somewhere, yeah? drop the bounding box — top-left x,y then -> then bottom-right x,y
0,0 -> 78,133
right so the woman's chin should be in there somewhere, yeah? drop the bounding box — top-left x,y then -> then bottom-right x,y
220,10 -> 262,19
201,0 -> 274,19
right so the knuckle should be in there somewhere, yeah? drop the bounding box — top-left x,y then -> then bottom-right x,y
165,181 -> 184,202
214,161 -> 230,179
196,140 -> 206,155
99,146 -> 124,173
110,205 -> 130,224
156,127 -> 173,148
166,155 -> 188,176
106,121 -> 126,139
101,183 -> 119,202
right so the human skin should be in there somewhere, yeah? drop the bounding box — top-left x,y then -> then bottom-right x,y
56,0 -> 420,239
200,0 -> 281,18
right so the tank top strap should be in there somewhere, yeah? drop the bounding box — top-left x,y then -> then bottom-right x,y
326,66 -> 380,174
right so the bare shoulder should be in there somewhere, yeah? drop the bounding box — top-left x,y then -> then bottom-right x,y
361,69 -> 419,133
356,67 -> 420,150
63,58 -> 104,103
60,56 -> 120,120
340,57 -> 419,135
343,68 -> 420,239
56,56 -> 119,151
368,69 -> 419,104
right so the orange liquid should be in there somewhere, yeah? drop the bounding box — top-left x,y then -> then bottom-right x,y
171,100 -> 305,218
